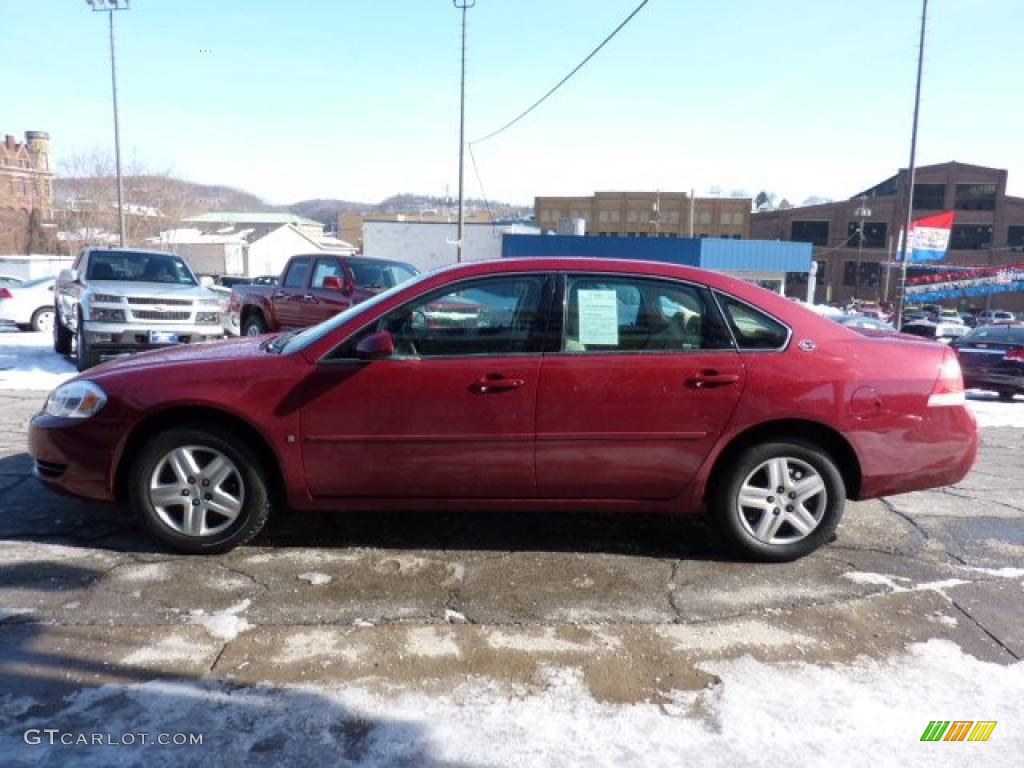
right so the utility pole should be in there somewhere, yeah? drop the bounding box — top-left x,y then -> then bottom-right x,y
853,196 -> 872,301
86,0 -> 130,248
896,0 -> 928,328
453,0 -> 475,262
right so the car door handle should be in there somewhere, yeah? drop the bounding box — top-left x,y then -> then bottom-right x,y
471,373 -> 525,393
687,370 -> 740,389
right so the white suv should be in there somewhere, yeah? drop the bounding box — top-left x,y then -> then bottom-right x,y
976,309 -> 1017,325
55,248 -> 225,371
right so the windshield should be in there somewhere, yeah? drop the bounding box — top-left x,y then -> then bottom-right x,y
347,259 -> 419,289
86,250 -> 197,285
281,269 -> 434,355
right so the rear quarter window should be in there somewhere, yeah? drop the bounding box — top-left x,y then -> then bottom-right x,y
715,293 -> 790,350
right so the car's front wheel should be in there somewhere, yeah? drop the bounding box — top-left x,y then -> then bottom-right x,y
129,427 -> 272,554
711,440 -> 845,562
242,313 -> 267,336
75,310 -> 100,371
53,305 -> 73,354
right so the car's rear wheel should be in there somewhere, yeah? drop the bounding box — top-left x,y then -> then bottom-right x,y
243,313 -> 267,336
31,306 -> 55,333
712,440 -> 845,562
129,427 -> 271,554
53,305 -> 73,354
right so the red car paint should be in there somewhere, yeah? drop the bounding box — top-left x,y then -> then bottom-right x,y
30,258 -> 977,517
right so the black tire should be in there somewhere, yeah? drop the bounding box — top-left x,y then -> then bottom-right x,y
75,310 -> 100,371
242,313 -> 267,336
711,439 -> 845,562
129,427 -> 272,554
31,306 -> 55,333
53,305 -> 73,354
997,389 -> 1017,402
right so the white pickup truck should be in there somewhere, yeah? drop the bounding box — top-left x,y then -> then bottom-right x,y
54,247 -> 225,371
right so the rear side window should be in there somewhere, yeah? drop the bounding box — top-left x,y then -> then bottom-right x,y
282,257 -> 311,289
311,258 -> 343,288
563,276 -> 733,353
715,294 -> 790,350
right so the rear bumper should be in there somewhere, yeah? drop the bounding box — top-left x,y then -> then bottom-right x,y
855,404 -> 978,499
28,413 -> 123,502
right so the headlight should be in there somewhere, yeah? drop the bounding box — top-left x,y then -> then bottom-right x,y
44,381 -> 107,419
196,312 -> 220,324
88,307 -> 126,322
91,294 -> 123,304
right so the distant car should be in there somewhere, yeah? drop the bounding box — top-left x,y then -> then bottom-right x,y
836,315 -> 896,333
251,275 -> 278,286
958,312 -> 978,328
952,324 -> 1024,400
31,257 -> 978,561
901,319 -> 969,344
0,275 -> 25,288
976,309 -> 1016,326
0,277 -> 56,332
216,276 -> 253,289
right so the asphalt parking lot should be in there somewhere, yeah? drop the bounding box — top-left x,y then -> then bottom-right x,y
1,383 -> 1023,765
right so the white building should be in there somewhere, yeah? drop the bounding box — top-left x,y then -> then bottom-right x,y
362,220 -> 540,272
246,224 -> 355,277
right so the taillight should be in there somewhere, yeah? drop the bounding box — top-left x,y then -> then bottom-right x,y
0,287 -> 12,299
1003,347 -> 1024,362
928,349 -> 965,406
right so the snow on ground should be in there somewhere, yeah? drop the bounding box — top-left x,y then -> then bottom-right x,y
3,639 -> 1021,766
966,390 -> 1024,428
0,330 -> 74,391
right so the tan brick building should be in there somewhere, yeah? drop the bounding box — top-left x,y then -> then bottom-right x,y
0,131 -> 54,253
751,161 -> 1024,308
534,191 -> 750,240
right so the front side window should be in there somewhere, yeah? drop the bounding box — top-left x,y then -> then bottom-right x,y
336,275 -> 546,358
346,258 -> 418,289
282,257 -> 311,289
563,276 -> 732,353
715,293 -> 790,350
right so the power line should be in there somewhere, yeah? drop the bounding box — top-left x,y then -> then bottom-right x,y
470,0 -> 650,146
467,143 -> 495,231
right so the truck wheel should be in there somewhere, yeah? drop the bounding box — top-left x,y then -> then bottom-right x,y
31,307 -> 55,333
711,439 -> 845,562
53,305 -> 73,354
243,314 -> 267,336
129,427 -> 272,554
75,310 -> 101,371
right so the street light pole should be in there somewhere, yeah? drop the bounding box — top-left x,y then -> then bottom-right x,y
453,0 -> 475,263
86,0 -> 129,248
896,0 -> 928,329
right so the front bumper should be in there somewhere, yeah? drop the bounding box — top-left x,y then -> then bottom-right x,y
28,413 -> 124,502
83,321 -> 223,349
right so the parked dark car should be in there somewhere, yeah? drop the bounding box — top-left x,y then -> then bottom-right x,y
216,276 -> 253,289
29,258 -> 977,561
952,324 -> 1024,400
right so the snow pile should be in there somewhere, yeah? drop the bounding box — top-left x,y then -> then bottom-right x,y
296,572 -> 331,586
3,639 -> 1021,766
188,599 -> 252,642
967,391 -> 1024,428
0,330 -> 74,391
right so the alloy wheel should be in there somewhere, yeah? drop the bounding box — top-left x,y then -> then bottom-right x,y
736,456 -> 827,545
148,445 -> 245,537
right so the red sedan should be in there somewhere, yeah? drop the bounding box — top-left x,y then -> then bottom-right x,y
29,258 -> 977,561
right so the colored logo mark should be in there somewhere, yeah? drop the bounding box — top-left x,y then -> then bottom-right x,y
920,720 -> 997,742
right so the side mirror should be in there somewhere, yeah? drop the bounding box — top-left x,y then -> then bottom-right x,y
59,268 -> 77,283
199,275 -> 215,288
355,330 -> 395,360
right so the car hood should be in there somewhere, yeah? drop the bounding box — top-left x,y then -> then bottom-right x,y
84,281 -> 218,301
86,336 -> 271,377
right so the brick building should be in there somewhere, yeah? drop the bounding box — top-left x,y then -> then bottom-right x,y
751,161 -> 1024,309
0,131 -> 54,253
535,191 -> 750,240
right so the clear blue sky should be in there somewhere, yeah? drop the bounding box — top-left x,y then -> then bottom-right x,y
5,0 -> 1022,206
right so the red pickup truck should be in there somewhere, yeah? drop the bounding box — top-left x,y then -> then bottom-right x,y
229,254 -> 419,335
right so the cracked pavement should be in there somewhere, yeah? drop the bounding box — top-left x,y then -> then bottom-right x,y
1,388 -> 1023,761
